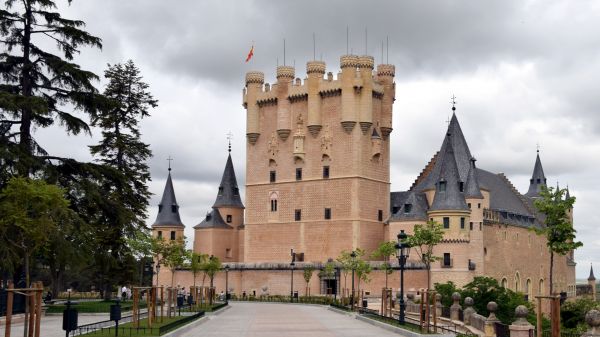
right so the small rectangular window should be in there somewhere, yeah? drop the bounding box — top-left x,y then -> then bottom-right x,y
378,210 -> 383,222
468,203 -> 471,209
233,187 -> 239,196
171,205 -> 177,213
225,248 -> 232,258
478,203 -> 481,209
460,217 -> 465,229
218,187 -> 224,196
443,253 -> 451,267
170,231 -> 176,240
295,209 -> 302,221
459,182 -> 464,192
404,204 -> 412,213
443,217 -> 450,229
271,199 -> 278,212
469,222 -> 473,231
323,166 -> 330,179
296,168 -> 302,181
226,215 -> 232,223
270,171 -> 276,183
157,231 -> 162,239
392,206 -> 400,214
439,181 -> 446,192
324,208 -> 331,220
480,222 -> 482,231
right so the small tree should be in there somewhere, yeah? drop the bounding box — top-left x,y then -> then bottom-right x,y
371,241 -> 396,289
189,251 -> 207,291
161,238 -> 186,316
0,177 -> 77,286
336,251 -> 354,300
201,256 -> 221,305
353,249 -> 372,297
533,186 -> 582,295
303,266 -> 315,296
407,220 -> 445,289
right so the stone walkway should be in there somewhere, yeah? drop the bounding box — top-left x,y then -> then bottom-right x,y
178,302 -> 403,337
2,313 -> 108,337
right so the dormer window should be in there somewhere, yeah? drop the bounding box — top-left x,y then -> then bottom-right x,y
158,205 -> 163,212
218,187 -> 224,196
536,178 -> 541,183
233,187 -> 239,196
438,181 -> 447,192
404,204 -> 412,213
530,179 -> 534,184
171,205 -> 177,213
459,182 -> 464,192
392,206 -> 400,214
206,213 -> 212,221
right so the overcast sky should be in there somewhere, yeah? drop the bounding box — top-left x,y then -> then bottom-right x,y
35,0 -> 599,279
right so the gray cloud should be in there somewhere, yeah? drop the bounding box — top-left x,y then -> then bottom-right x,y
36,0 -> 600,278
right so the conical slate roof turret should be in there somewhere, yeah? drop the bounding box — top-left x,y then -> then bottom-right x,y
413,112 -> 473,192
430,135 -> 469,211
153,169 -> 184,227
525,151 -> 547,198
213,153 -> 244,209
465,157 -> 484,199
589,264 -> 596,281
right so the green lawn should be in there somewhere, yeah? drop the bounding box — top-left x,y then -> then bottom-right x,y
46,300 -> 147,313
81,315 -> 193,336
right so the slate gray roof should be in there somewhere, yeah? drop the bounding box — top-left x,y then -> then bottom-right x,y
413,113 -> 473,192
525,152 -> 547,198
152,171 -> 185,228
194,208 -> 233,229
213,153 -> 245,209
430,135 -> 469,211
465,158 -> 484,199
589,265 -> 596,281
389,191 -> 429,221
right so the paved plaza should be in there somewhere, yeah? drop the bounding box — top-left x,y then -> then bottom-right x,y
179,302 -> 402,337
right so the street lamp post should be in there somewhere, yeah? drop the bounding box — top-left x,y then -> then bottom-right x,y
350,251 -> 357,311
395,230 -> 410,325
290,248 -> 296,303
225,265 -> 229,304
334,267 -> 339,302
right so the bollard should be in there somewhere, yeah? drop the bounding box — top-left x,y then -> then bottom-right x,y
509,305 -> 534,337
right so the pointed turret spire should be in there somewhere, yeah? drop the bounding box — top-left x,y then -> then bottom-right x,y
153,168 -> 184,228
525,150 -> 547,198
430,135 -> 469,211
465,157 -> 484,199
566,185 -> 571,199
589,264 -> 596,281
213,152 -> 244,209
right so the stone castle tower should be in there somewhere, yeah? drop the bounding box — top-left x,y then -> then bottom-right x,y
242,55 -> 396,262
151,167 -> 185,241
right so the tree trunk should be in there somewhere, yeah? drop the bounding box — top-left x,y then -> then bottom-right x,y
18,1 -> 34,176
427,264 -> 431,290
549,251 -> 554,295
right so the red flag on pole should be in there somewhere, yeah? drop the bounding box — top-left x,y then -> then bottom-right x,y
245,44 -> 254,62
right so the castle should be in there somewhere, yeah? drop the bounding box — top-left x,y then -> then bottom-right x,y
152,53 -> 576,300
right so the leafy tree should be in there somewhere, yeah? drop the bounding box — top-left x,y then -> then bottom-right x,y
161,237 -> 186,316
371,241 -> 396,289
0,177 -> 77,285
336,251 -> 354,298
406,220 -> 445,289
433,281 -> 459,307
188,251 -> 208,290
0,0 -> 106,177
561,298 -> 600,330
87,60 -> 156,297
201,256 -> 221,305
353,248 -> 372,296
303,266 -> 314,295
533,186 -> 582,295
460,277 -> 533,325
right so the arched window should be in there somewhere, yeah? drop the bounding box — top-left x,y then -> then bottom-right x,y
501,278 -> 508,288
515,272 -> 521,292
270,192 -> 278,212
539,279 -> 545,295
526,279 -> 532,300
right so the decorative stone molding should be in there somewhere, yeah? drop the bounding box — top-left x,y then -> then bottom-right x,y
307,125 -> 322,137
450,292 -> 462,321
463,297 -> 476,326
306,61 -> 326,74
277,129 -> 291,141
583,310 -> 600,337
245,71 -> 264,85
276,66 -> 295,80
357,55 -> 374,69
377,64 -> 396,77
340,55 -> 359,68
247,133 -> 260,145
360,121 -> 372,134
320,124 -> 332,156
341,121 -> 356,133
267,132 -> 279,159
380,126 -> 393,139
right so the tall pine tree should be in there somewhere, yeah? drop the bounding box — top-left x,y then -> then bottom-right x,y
0,0 -> 105,178
89,60 -> 156,297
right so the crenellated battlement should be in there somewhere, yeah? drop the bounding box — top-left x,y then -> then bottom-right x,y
243,54 -> 396,143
